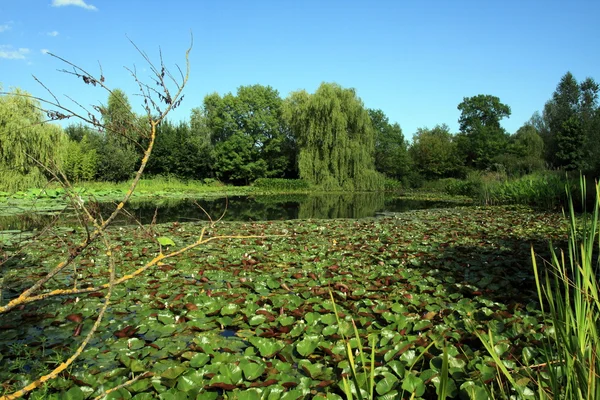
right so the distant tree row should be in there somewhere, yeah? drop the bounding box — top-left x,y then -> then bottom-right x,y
1,71 -> 599,191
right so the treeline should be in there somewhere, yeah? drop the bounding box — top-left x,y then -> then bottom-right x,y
1,72 -> 599,192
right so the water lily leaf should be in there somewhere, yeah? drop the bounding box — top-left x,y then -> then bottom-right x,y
460,380 -> 489,400
221,303 -> 239,316
296,335 -> 320,357
129,379 -> 152,393
176,370 -> 204,392
241,362 -> 266,381
161,365 -> 186,380
105,388 -> 132,399
235,389 -> 262,400
249,315 -> 266,326
375,372 -> 399,395
62,386 -> 84,400
189,353 -> 210,368
158,388 -> 189,400
401,372 -> 425,397
157,236 -> 176,247
131,394 -> 154,400
248,336 -> 285,358
219,363 -> 243,384
280,389 -> 304,400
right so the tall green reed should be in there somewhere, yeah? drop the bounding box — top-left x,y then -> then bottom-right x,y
477,176 -> 600,399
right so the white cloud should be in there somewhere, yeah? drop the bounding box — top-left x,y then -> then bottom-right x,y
41,48 -> 50,54
0,24 -> 10,33
51,0 -> 97,11
47,30 -> 59,37
0,45 -> 30,60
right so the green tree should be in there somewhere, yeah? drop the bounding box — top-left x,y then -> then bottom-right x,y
96,89 -> 140,181
0,87 -> 66,191
539,72 -> 600,171
409,124 -> 462,180
285,83 -> 383,190
457,94 -> 511,169
63,134 -> 98,182
203,85 -> 291,182
496,124 -> 545,176
368,109 -> 411,181
146,119 -> 213,179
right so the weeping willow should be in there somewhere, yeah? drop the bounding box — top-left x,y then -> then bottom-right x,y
0,88 -> 66,192
286,83 -> 384,191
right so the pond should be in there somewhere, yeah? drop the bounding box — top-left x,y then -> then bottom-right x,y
0,192 -> 468,231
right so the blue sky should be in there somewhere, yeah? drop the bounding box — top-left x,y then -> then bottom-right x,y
1,0 -> 599,140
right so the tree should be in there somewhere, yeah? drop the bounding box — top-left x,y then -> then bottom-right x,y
368,109 -> 411,181
285,83 -> 383,190
496,123 -> 545,176
146,119 -> 213,179
203,85 -> 291,182
538,72 -> 600,171
0,87 -> 66,191
409,124 -> 462,180
95,89 -> 141,181
457,94 -> 511,169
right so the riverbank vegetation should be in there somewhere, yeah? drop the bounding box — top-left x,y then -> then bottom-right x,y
2,71 -> 600,207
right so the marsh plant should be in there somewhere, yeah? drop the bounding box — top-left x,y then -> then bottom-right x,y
477,177 -> 600,398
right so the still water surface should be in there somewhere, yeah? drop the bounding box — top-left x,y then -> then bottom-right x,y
0,193 -> 467,231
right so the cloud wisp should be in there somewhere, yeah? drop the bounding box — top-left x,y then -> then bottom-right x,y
0,24 -> 11,33
47,30 -> 59,37
51,0 -> 97,11
0,45 -> 30,60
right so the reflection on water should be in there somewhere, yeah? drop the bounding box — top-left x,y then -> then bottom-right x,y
0,193 -> 464,231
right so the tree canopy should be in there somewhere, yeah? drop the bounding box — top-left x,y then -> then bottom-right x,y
457,94 -> 511,169
285,83 -> 383,191
0,88 -> 66,191
368,108 -> 411,181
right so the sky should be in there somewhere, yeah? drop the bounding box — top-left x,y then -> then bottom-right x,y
1,0 -> 600,140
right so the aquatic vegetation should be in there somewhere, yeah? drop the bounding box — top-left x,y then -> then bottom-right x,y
0,205 -> 570,398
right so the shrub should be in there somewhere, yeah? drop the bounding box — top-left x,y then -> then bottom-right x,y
384,178 -> 402,191
253,178 -> 311,191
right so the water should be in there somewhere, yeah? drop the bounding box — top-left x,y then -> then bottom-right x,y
0,193 -> 466,231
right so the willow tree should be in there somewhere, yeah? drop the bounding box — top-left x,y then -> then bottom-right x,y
0,87 -> 65,191
285,83 -> 383,191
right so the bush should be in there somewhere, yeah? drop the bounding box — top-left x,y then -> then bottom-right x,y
384,178 -> 402,191
253,178 -> 311,191
443,178 -> 480,197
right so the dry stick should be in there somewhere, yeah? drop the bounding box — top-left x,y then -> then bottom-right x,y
0,226 -> 117,400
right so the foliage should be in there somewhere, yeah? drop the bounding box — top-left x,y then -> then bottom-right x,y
475,171 -> 574,208
409,124 -> 463,180
146,119 -> 213,179
384,178 -> 402,191
368,108 -> 411,181
457,94 -> 511,169
203,85 -> 293,183
0,88 -> 66,191
252,178 -> 311,191
62,135 -> 98,182
286,83 -> 384,191
495,123 -> 545,177
539,72 -> 600,172
477,178 -> 600,399
1,205 -> 571,398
